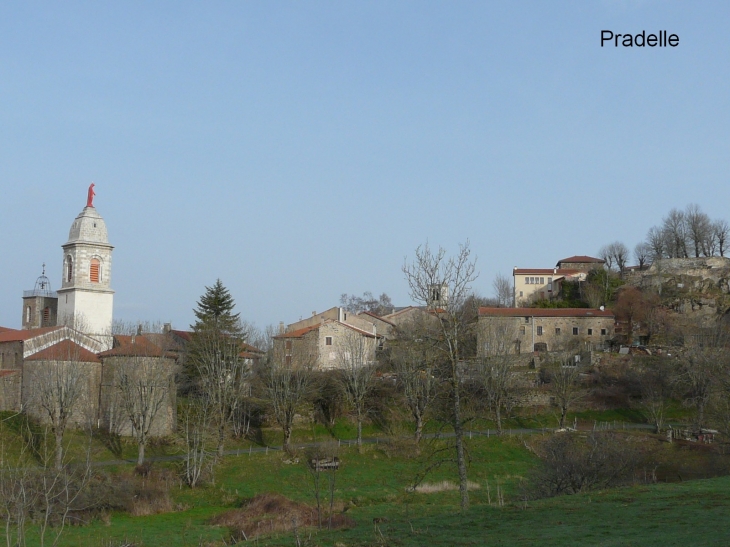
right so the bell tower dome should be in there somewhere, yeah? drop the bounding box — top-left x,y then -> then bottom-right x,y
57,183 -> 114,347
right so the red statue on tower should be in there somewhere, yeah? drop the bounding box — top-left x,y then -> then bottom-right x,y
87,183 -> 96,207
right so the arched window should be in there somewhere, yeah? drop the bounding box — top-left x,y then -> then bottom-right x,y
25,306 -> 31,323
66,256 -> 73,283
90,258 -> 100,283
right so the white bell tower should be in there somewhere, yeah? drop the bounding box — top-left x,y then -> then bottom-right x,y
57,184 -> 114,348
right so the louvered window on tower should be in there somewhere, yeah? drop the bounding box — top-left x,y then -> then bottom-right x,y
90,259 -> 100,283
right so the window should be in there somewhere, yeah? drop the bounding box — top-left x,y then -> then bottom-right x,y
573,327 -> 579,335
43,307 -> 50,325
90,259 -> 100,283
285,355 -> 292,366
65,256 -> 73,282
587,328 -> 593,335
537,326 -> 543,336
548,277 -> 553,291
555,327 -> 561,335
540,277 -> 544,284
25,306 -> 31,323
524,317 -> 529,323
520,326 -> 525,335
519,291 -> 523,297
285,340 -> 292,351
530,277 -> 535,284
601,328 -> 607,336
525,277 -> 530,284
325,336 -> 332,346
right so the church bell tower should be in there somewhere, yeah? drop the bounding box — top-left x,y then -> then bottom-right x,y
57,183 -> 114,346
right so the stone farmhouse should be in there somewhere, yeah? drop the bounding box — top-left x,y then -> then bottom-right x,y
477,307 -> 615,356
513,255 -> 605,306
273,307 -> 381,370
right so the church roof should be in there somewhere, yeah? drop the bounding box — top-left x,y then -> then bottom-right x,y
65,206 -> 111,246
0,327 -> 62,343
25,340 -> 100,363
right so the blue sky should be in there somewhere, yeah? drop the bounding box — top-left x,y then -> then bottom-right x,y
2,1 -> 729,331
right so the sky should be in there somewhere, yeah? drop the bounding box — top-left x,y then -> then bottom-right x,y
2,1 -> 729,332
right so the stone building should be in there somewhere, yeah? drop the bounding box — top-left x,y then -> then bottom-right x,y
274,307 -> 379,370
512,255 -> 605,307
555,255 -> 606,272
477,307 -> 615,356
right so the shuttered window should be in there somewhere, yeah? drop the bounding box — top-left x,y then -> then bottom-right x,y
90,259 -> 100,283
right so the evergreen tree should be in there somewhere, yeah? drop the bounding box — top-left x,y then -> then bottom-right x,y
191,279 -> 241,333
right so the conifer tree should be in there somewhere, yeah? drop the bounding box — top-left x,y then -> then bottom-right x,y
191,279 -> 241,334
188,279 -> 247,455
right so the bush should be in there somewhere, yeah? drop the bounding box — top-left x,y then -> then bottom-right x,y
525,431 -> 652,498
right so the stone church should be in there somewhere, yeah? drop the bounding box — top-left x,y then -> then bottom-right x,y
0,185 -> 177,435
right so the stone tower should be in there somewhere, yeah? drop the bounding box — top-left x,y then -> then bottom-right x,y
21,264 -> 58,329
56,185 -> 114,347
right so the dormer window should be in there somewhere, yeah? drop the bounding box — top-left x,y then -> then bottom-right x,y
90,259 -> 100,283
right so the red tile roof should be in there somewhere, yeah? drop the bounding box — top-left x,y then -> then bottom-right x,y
0,327 -> 63,343
557,255 -> 605,264
98,335 -> 171,358
513,268 -> 580,276
275,324 -> 321,339
25,340 -> 100,363
479,307 -> 614,318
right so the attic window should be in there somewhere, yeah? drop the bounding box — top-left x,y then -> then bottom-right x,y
90,259 -> 100,283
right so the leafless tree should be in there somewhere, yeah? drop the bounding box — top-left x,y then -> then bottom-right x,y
645,226 -> 665,259
25,344 -> 89,471
263,355 -> 314,451
189,325 -> 250,456
116,354 -> 173,465
634,242 -> 651,270
662,208 -> 690,258
677,346 -> 723,430
336,330 -> 377,450
390,318 -> 439,443
713,219 -> 730,257
180,398 -> 214,488
476,323 -> 519,434
402,241 -> 478,511
492,273 -> 513,308
543,353 -> 584,429
339,292 -> 393,316
600,242 -> 629,276
685,204 -> 713,257
637,359 -> 674,433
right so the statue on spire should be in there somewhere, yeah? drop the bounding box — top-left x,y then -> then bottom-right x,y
87,183 -> 96,207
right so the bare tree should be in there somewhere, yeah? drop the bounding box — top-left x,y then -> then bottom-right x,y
403,241 -> 478,511
662,208 -> 690,258
637,360 -> 673,433
336,330 -> 377,450
180,398 -> 214,488
390,318 -> 439,443
678,347 -> 721,430
263,355 -> 314,451
339,292 -> 393,316
25,342 -> 89,471
685,204 -> 713,257
646,226 -> 665,259
598,245 -> 615,271
543,354 -> 583,429
634,242 -> 651,270
600,242 -> 629,276
116,352 -> 174,465
189,326 -> 250,456
476,322 -> 519,434
492,273 -> 512,307
713,219 -> 730,257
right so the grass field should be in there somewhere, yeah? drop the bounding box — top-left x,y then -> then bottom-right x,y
3,409 -> 726,547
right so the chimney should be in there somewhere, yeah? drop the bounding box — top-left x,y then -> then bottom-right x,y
163,322 -> 172,334
136,324 -> 143,335
278,321 -> 285,334
312,311 -> 316,316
